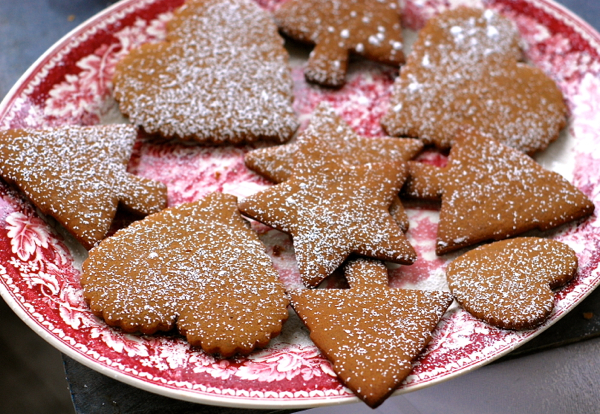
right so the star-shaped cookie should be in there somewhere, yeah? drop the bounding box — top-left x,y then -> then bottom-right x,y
407,127 -> 594,255
381,7 -> 567,154
291,259 -> 453,407
113,0 -> 298,144
245,103 -> 423,231
81,192 -> 289,357
0,125 -> 167,249
246,103 -> 423,182
274,0 -> 404,87
238,161 -> 416,287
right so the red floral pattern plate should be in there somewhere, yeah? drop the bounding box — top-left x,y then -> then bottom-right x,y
0,0 -> 599,409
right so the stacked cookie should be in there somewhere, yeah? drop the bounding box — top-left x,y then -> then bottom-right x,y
240,3 -> 592,406
0,0 -> 595,409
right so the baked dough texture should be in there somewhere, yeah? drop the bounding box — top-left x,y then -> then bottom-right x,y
113,0 -> 298,144
291,259 -> 452,407
381,7 -> 567,154
81,192 -> 289,357
447,237 -> 578,330
0,124 -> 167,249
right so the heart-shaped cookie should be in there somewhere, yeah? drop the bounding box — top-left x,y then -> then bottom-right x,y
291,258 -> 453,407
113,0 -> 298,144
81,192 -> 289,357
381,7 -> 567,154
446,237 -> 578,330
274,0 -> 404,87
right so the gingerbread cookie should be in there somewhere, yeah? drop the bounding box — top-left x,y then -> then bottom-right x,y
245,103 -> 423,182
381,7 -> 567,154
81,192 -> 289,357
447,237 -> 578,330
422,128 -> 594,255
274,0 -> 404,87
238,161 -> 416,287
291,259 -> 453,407
0,125 -> 167,250
245,103 -> 423,231
402,161 -> 445,201
113,0 -> 298,144
245,142 -> 298,185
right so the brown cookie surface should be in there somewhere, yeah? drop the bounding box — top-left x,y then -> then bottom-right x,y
291,259 -> 453,407
433,128 -> 594,254
245,103 -> 423,231
447,237 -> 578,330
274,0 -> 404,87
238,161 -> 416,287
0,125 -> 167,250
246,103 -> 423,183
81,192 -> 289,357
381,7 -> 567,154
245,142 -> 298,185
113,0 -> 298,144
402,161 -> 445,201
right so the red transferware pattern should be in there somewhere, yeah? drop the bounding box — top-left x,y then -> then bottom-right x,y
0,0 -> 598,408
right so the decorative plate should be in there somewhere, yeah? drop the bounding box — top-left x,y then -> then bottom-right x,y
0,0 -> 599,409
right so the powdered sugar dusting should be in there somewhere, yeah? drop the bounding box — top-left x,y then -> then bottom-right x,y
294,103 -> 423,174
274,0 -> 404,87
382,6 -> 567,154
401,0 -> 486,30
0,125 -> 166,249
81,193 -> 289,357
0,0 -> 599,407
113,0 -> 298,144
239,162 -> 416,287
436,128 -> 594,254
290,258 -> 453,407
447,238 -> 578,329
245,102 -> 423,184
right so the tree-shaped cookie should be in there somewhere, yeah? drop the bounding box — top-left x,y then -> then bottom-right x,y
447,238 -> 578,330
381,7 -> 567,154
81,192 -> 289,357
409,128 -> 594,255
274,0 -> 404,87
245,103 -> 423,231
238,161 -> 416,287
291,259 -> 453,407
113,0 -> 298,144
0,125 -> 167,249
